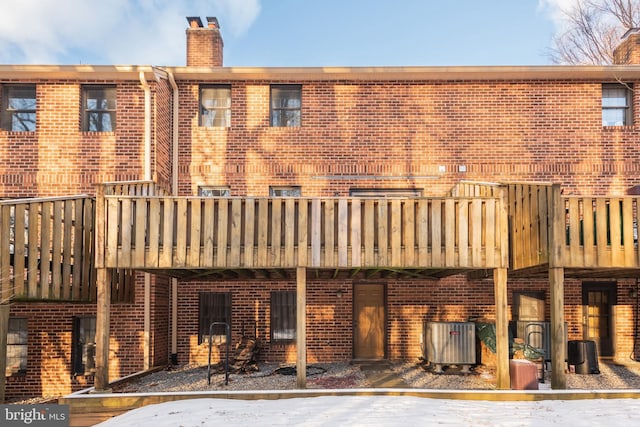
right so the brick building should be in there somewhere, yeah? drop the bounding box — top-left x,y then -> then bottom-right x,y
1,17 -> 640,400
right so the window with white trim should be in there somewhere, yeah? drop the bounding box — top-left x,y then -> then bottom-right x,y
198,186 -> 231,197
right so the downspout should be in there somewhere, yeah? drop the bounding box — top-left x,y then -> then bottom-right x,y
139,71 -> 152,181
139,71 -> 152,370
168,71 -> 179,364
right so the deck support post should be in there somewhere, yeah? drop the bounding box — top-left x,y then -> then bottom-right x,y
296,267 -> 306,388
95,267 -> 112,391
549,183 -> 567,389
549,267 -> 566,388
143,273 -> 151,370
0,304 -> 9,402
493,267 -> 510,389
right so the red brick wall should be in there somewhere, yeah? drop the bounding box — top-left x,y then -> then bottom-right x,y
177,79 -> 640,198
4,273 -> 170,401
175,276 -> 639,366
0,80 -> 156,197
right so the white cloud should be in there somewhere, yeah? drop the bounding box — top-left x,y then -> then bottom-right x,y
0,0 -> 261,65
538,0 -> 578,29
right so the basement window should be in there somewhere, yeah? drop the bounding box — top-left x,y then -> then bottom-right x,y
198,186 -> 231,197
82,85 -> 116,132
72,316 -> 96,376
270,291 -> 296,343
1,85 -> 36,132
602,83 -> 633,126
199,85 -> 231,127
270,85 -> 301,127
269,186 -> 301,197
198,292 -> 231,344
349,188 -> 423,198
6,318 -> 28,376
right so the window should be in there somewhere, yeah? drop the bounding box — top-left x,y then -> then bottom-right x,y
270,291 -> 296,342
349,188 -> 423,198
200,85 -> 231,127
6,318 -> 28,376
82,86 -> 116,132
269,186 -> 301,197
198,292 -> 231,344
198,186 -> 231,197
1,85 -> 36,131
270,85 -> 301,127
72,317 -> 96,376
602,83 -> 633,126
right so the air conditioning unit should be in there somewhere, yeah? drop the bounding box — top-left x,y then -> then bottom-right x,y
423,321 -> 476,373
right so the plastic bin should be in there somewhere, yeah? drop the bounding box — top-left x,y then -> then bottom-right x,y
567,340 -> 600,374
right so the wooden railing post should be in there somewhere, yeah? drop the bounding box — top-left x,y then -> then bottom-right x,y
549,183 -> 567,389
494,187 -> 510,389
94,184 -> 111,391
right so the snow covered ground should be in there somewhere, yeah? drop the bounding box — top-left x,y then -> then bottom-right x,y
97,394 -> 640,426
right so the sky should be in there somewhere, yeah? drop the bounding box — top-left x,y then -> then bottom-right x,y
95,395 -> 640,427
0,0 -> 579,67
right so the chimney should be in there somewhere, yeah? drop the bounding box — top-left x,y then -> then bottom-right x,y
186,16 -> 223,67
613,28 -> 640,64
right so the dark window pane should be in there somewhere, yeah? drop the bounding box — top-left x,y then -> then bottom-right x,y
199,292 -> 231,344
270,291 -> 296,342
83,86 -> 116,132
2,85 -> 36,131
270,85 -> 301,127
72,316 -> 96,375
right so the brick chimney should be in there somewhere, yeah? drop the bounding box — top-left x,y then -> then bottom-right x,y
186,16 -> 223,67
613,28 -> 640,64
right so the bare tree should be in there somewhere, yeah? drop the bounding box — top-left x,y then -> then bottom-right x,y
549,0 -> 640,64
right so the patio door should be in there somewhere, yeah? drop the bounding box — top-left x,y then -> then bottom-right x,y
353,283 -> 386,360
582,282 -> 617,357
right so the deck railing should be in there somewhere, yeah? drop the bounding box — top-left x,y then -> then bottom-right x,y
507,183 -> 554,270
96,195 -> 509,270
0,195 -> 95,302
563,196 -> 640,268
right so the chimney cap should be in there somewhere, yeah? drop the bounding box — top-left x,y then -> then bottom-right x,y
187,17 -> 203,28
206,17 -> 220,29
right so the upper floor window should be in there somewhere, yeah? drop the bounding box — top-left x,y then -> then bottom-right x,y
200,85 -> 231,127
602,83 -> 633,126
1,85 -> 36,131
83,85 -> 116,132
198,186 -> 231,197
270,186 -> 301,197
270,85 -> 301,127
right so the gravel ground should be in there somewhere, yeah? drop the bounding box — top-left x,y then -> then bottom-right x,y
108,358 -> 640,393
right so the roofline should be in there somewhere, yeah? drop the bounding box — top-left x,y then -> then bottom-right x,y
0,65 -> 162,81
2,64 -> 640,81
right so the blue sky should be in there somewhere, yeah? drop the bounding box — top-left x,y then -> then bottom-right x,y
0,0 -> 571,67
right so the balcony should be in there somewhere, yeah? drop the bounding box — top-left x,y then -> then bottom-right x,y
94,182 -> 509,278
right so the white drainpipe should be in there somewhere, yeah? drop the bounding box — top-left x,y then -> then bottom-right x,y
139,71 -> 152,370
139,71 -> 152,181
